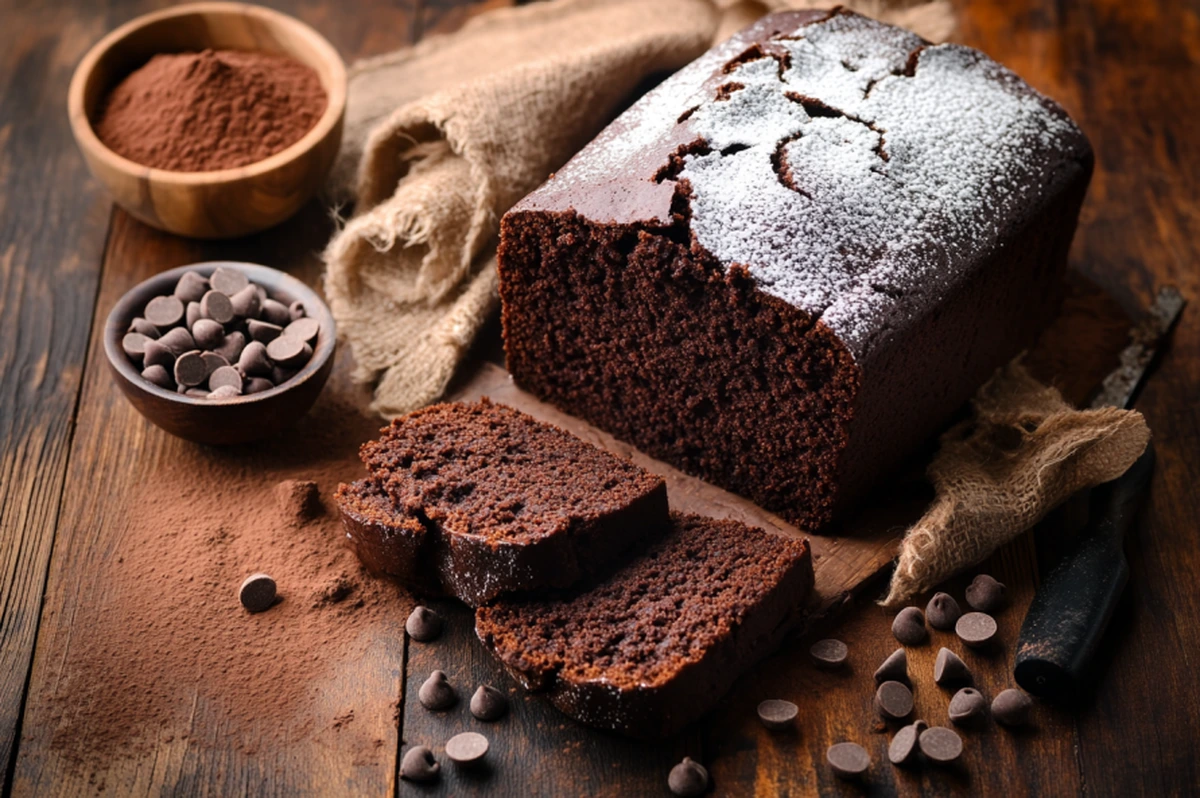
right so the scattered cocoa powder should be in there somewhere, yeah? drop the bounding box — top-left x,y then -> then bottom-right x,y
30,395 -> 412,771
94,49 -> 327,172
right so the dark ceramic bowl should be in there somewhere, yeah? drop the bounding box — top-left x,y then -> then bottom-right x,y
105,261 -> 336,445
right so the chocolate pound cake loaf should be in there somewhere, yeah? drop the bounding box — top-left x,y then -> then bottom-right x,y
336,399 -> 668,606
498,9 -> 1093,531
475,513 -> 814,738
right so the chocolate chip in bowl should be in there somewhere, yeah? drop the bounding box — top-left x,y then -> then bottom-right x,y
104,261 -> 335,445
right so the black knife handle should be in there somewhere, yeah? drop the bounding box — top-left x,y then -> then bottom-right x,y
1014,445 -> 1155,699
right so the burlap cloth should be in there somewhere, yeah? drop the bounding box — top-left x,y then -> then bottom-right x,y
322,0 -> 1148,601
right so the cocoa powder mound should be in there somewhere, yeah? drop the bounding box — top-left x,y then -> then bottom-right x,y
94,49 -> 327,172
31,395 -> 414,769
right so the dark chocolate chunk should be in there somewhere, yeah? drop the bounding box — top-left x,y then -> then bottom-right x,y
144,295 -> 184,329
192,318 -> 225,350
141,364 -> 173,389
266,335 -> 312,368
208,365 -> 243,393
288,299 -> 306,321
208,384 -> 241,399
128,317 -> 160,338
444,731 -> 488,765
470,685 -> 509,721
245,377 -> 275,394
399,745 -> 440,782
173,271 -> 209,303
239,573 -> 277,612
158,326 -> 196,357
213,330 -> 246,363
142,339 -> 175,369
757,699 -> 798,731
122,332 -> 151,361
668,757 -> 709,797
918,726 -> 963,764
185,301 -> 202,332
210,266 -> 249,296
875,680 -> 914,721
892,606 -> 928,645
230,284 -> 262,319
826,742 -> 870,779
966,574 -> 1007,612
955,612 -> 998,648
238,341 -> 274,377
405,606 -> 443,642
247,319 -> 283,343
888,720 -> 927,766
261,298 -> 292,326
809,638 -> 848,669
418,670 -> 457,711
948,687 -> 988,725
933,647 -> 972,686
926,592 -> 962,630
875,648 -> 908,684
174,350 -> 209,387
992,688 -> 1032,727
200,290 -> 235,324
283,316 -> 320,344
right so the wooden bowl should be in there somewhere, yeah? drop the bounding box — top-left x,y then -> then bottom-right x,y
68,2 -> 346,239
105,262 -> 337,445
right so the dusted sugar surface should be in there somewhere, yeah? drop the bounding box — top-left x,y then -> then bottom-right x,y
475,513 -> 814,736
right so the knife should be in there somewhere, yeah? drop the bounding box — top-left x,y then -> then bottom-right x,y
1014,286 -> 1185,700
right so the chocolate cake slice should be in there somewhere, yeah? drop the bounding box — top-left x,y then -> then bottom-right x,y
475,513 -> 814,738
497,9 -> 1093,531
336,399 -> 669,606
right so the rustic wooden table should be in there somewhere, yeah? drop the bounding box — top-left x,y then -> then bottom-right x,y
1,0 -> 1197,795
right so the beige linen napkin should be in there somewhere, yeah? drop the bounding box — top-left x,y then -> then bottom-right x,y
323,0 -> 955,418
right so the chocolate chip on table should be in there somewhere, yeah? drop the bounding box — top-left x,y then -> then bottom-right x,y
158,326 -> 196,356
418,670 -> 457,711
757,699 -> 798,731
405,605 -> 443,642
128,317 -> 159,338
892,606 -> 928,645
142,339 -> 175,369
948,687 -> 988,725
141,364 -> 172,389
399,745 -> 440,783
266,335 -> 312,368
173,270 -> 209,303
470,685 -> 509,721
827,742 -> 870,779
926,592 -> 962,630
213,330 -> 246,363
875,648 -> 908,684
208,365 -> 243,393
668,757 -> 709,797
288,300 -> 306,321
230,284 -> 261,319
144,294 -> 185,329
918,726 -> 963,765
445,731 -> 489,766
992,688 -> 1033,727
956,612 -> 998,648
966,574 -> 1007,613
210,266 -> 250,296
247,319 -> 282,343
186,301 -> 202,332
284,316 -> 321,344
209,384 -> 241,399
200,289 -> 235,324
809,638 -> 848,669
888,720 -> 927,766
245,377 -> 275,394
875,680 -> 914,721
174,350 -> 209,387
122,332 -> 151,361
192,318 -> 225,350
239,573 -> 277,612
933,647 -> 972,686
261,298 -> 291,327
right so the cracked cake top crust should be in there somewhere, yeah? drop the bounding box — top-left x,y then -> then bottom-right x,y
511,9 -> 1092,362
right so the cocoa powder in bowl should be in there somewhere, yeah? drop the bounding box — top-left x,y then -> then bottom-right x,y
95,49 -> 326,172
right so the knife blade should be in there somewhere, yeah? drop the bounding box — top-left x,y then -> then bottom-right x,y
1014,286 -> 1184,700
